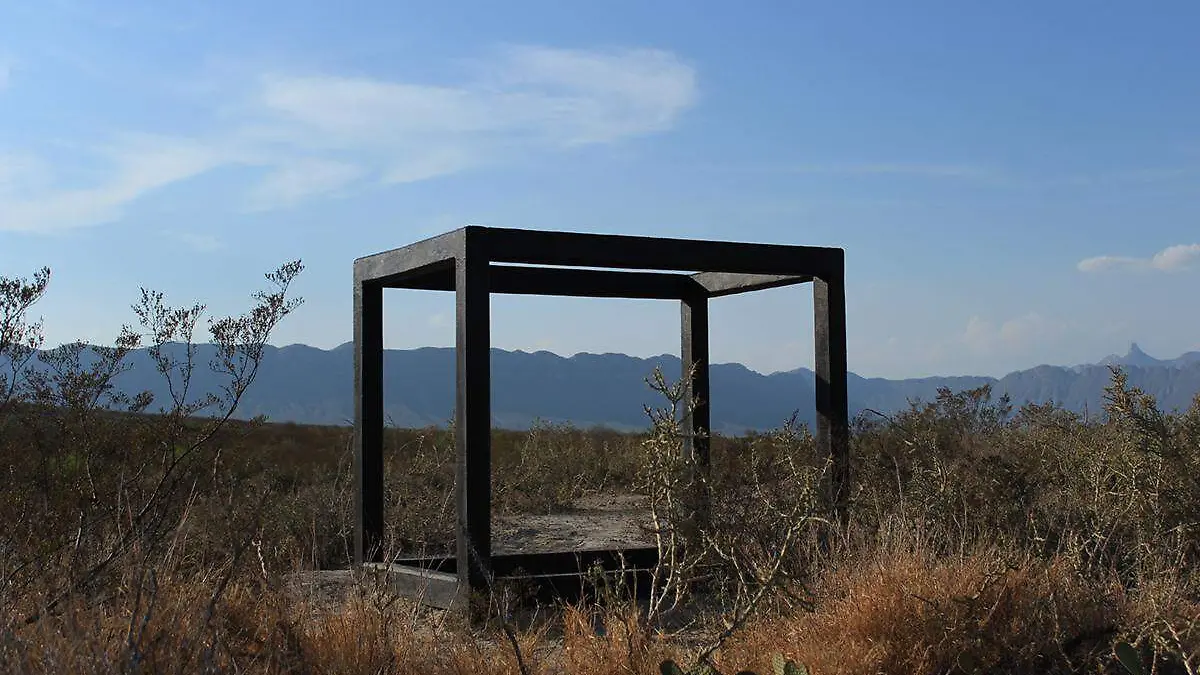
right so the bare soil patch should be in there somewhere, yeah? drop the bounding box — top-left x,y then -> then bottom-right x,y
286,492 -> 651,608
494,492 -> 651,554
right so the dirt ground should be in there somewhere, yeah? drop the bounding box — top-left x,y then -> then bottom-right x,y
493,492 -> 652,554
286,492 -> 653,609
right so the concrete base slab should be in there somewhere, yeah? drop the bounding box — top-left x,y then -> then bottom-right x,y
361,562 -> 462,610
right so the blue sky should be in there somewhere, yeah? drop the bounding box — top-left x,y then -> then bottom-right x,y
1,1 -> 1198,379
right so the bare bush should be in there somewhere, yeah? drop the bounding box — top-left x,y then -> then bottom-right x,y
4,260 -> 1200,674
0,260 -> 304,628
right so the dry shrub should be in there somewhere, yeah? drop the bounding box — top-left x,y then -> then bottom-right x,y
1119,576 -> 1200,675
560,603 -> 683,675
9,262 -> 1200,674
5,571 -> 555,675
3,573 -> 294,674
492,420 -> 644,515
718,532 -> 1129,674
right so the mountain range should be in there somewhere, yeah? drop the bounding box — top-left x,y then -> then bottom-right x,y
6,341 -> 1199,433
1090,342 -> 1200,371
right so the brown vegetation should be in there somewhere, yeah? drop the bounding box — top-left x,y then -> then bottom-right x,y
3,263 -> 1200,674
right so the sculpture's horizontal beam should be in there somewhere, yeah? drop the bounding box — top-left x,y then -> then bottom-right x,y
393,266 -> 814,299
353,226 -> 842,284
353,229 -> 462,284
691,272 -> 812,298
390,546 -> 660,577
392,264 -> 703,299
491,265 -> 700,299
481,226 -> 841,277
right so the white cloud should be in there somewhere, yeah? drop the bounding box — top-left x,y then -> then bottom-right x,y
1,44 -> 698,233
787,163 -> 989,178
245,159 -> 364,211
248,45 -> 697,181
0,61 -> 10,91
0,135 -> 233,233
700,161 -> 996,182
382,147 -> 474,185
0,153 -> 51,194
1077,243 -> 1200,273
961,312 -> 1068,355
487,45 -> 698,144
1076,255 -> 1143,273
1151,244 -> 1200,271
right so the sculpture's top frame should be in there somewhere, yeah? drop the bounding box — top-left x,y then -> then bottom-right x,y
353,225 -> 843,299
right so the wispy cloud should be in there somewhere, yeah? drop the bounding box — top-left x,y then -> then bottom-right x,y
0,153 -> 50,193
1077,243 -> 1200,273
1,44 -> 698,233
0,60 -> 10,91
0,134 -> 234,233
244,159 -> 364,211
692,161 -> 999,183
247,45 -> 697,183
162,229 -> 223,252
1063,167 -> 1192,187
961,312 -> 1070,355
786,163 -> 991,178
485,45 -> 699,144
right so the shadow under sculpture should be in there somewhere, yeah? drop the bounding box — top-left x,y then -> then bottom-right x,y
352,225 -> 849,611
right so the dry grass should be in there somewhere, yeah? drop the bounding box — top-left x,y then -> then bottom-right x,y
6,379 -> 1200,674
5,263 -> 1200,673
720,532 -> 1130,674
4,527 -> 1191,675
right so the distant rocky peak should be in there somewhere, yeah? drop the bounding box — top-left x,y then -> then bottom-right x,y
1097,341 -> 1164,369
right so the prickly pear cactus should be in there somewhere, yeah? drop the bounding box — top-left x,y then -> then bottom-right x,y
1115,642 -> 1146,675
659,659 -> 749,675
658,660 -> 724,675
660,660 -> 688,675
772,653 -> 809,675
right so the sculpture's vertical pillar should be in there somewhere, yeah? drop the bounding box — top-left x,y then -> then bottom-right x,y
455,229 -> 492,601
681,291 -> 711,524
354,278 -> 385,564
814,254 -> 850,526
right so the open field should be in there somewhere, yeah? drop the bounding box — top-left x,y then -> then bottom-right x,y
4,264 -> 1200,674
5,374 -> 1200,674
